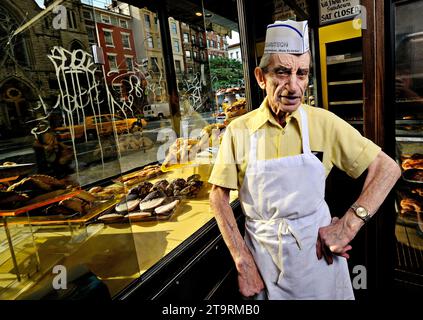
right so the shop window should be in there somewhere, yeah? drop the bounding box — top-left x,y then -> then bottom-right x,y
0,0 -> 245,301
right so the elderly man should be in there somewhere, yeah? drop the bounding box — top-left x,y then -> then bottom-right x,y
208,20 -> 401,300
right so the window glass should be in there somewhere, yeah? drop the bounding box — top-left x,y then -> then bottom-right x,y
173,40 -> 180,53
83,10 -> 92,20
101,14 -> 111,24
121,33 -> 131,49
125,56 -> 133,71
107,54 -> 118,70
120,19 -> 128,28
170,21 -> 177,35
144,14 -> 151,28
175,60 -> 182,73
104,30 -> 114,46
0,0 -> 243,300
86,26 -> 96,45
147,37 -> 154,48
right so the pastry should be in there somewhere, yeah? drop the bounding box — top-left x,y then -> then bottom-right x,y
400,198 -> 422,214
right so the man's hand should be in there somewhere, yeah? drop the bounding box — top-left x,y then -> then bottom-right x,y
317,151 -> 401,265
316,216 -> 356,264
236,254 -> 265,297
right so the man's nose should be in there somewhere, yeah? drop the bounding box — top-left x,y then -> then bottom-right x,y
285,74 -> 299,93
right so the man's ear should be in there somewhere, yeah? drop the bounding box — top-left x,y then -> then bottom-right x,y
254,67 -> 266,90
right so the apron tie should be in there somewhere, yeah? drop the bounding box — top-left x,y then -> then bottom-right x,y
247,217 -> 302,279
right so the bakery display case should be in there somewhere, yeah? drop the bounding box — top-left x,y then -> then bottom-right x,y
392,0 -> 423,288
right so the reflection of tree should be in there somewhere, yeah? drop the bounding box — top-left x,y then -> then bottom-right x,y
209,56 -> 243,90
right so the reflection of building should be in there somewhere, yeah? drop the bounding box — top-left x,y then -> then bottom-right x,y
180,23 -> 208,75
206,31 -> 228,59
114,3 -> 183,104
169,17 -> 185,76
0,0 -> 89,138
82,4 -> 136,101
228,43 -> 241,62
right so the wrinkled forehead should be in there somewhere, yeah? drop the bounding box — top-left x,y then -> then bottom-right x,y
269,52 -> 310,69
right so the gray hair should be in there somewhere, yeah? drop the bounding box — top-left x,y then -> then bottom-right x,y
259,52 -> 313,73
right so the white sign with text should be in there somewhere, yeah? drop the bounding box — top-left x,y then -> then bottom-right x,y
319,0 -> 361,25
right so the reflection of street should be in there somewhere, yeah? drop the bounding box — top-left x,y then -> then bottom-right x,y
0,112 -> 218,186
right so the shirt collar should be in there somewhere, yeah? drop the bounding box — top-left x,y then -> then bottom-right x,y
249,96 -> 302,134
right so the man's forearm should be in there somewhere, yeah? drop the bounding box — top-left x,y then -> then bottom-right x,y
209,186 -> 254,269
345,151 -> 402,231
318,151 -> 401,260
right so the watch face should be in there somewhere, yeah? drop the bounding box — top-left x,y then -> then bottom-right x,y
356,207 -> 368,218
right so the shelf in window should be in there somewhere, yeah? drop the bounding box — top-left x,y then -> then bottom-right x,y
328,80 -> 363,86
395,98 -> 423,104
326,56 -> 362,65
329,100 -> 363,106
395,136 -> 423,142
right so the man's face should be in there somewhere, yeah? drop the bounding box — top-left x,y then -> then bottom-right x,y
255,53 -> 310,116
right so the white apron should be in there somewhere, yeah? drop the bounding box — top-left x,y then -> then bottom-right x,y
239,106 -> 354,300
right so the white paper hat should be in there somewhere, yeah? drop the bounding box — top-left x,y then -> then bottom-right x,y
264,20 -> 309,54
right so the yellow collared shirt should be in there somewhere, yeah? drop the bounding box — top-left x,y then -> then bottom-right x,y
208,97 -> 381,190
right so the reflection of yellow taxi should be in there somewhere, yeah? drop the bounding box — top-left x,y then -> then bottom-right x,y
54,114 -> 147,140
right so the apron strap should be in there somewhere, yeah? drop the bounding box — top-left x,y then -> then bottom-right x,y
299,106 -> 311,154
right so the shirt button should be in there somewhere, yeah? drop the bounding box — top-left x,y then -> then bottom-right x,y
281,130 -> 285,135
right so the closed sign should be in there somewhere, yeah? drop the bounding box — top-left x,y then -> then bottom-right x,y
320,0 -> 361,25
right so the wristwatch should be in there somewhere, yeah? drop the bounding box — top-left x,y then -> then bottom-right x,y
350,203 -> 371,223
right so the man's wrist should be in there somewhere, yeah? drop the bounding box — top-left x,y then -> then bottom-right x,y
345,209 -> 365,233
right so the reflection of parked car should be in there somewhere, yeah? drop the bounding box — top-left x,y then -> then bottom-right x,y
54,114 -> 147,140
143,103 -> 170,119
